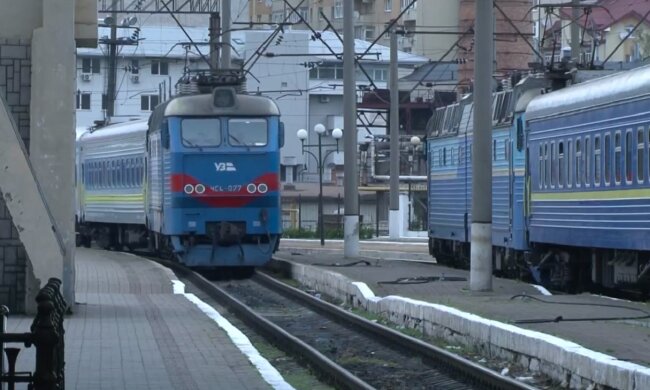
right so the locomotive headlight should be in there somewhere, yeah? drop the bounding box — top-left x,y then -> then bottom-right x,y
257,183 -> 268,194
195,184 -> 206,194
184,184 -> 195,194
246,183 -> 257,194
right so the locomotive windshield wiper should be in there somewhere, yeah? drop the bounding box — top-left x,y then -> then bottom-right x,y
229,134 -> 250,150
182,137 -> 203,151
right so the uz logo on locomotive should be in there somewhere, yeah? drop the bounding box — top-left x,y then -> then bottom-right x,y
215,162 -> 237,172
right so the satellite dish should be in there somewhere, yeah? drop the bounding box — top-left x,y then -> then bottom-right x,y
129,16 -> 138,26
103,16 -> 114,26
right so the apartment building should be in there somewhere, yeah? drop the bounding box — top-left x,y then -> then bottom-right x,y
249,0 -> 459,60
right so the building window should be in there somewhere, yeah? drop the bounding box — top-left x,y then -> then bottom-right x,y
101,94 -> 108,110
334,1 -> 343,19
151,60 -> 169,75
76,92 -> 91,110
81,58 -> 100,74
365,27 -> 375,40
373,68 -> 388,82
318,6 -> 324,20
141,95 -> 160,111
385,0 -> 392,12
131,59 -> 139,74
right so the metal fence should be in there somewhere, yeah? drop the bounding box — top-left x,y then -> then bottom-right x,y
0,278 -> 67,390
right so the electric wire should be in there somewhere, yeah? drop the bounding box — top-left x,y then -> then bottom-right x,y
509,293 -> 650,324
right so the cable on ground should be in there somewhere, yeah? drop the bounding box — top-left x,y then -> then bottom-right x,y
378,275 -> 467,285
509,293 -> 650,324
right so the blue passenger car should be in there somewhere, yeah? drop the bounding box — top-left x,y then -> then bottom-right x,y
526,66 -> 650,289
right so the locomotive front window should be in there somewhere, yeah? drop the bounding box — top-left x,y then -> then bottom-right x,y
181,118 -> 222,147
228,118 -> 268,147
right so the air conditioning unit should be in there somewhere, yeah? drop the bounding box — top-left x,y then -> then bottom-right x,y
81,73 -> 92,82
319,95 -> 330,103
130,74 -> 140,83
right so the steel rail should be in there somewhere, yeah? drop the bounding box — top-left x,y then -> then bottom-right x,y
255,270 -> 537,390
159,260 -> 374,390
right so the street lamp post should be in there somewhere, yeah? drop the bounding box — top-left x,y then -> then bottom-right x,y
297,124 -> 343,246
408,136 -> 422,230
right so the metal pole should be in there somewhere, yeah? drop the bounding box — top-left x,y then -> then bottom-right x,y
106,2 -> 118,119
388,27 -> 400,240
375,193 -> 380,238
221,0 -> 232,69
470,0 -> 494,291
571,0 -> 580,61
298,194 -> 302,232
210,12 -> 221,72
343,0 -> 359,257
318,134 -> 325,246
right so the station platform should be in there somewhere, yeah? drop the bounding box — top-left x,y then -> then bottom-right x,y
275,239 -> 650,390
5,248 -> 290,390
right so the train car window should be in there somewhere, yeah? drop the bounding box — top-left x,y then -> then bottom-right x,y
100,161 -> 105,189
601,134 -> 612,185
504,139 -> 509,161
639,127 -> 646,183
516,118 -> 524,151
575,139 -> 581,188
443,147 -> 447,166
493,140 -> 497,161
596,135 -> 603,186
567,140 -> 572,188
116,160 -> 122,188
585,136 -> 591,187
557,141 -> 565,188
182,118 -> 221,147
626,129 -> 633,184
126,159 -> 132,188
229,118 -> 268,147
538,145 -> 543,189
551,142 -> 556,188
545,143 -> 550,188
614,131 -> 621,185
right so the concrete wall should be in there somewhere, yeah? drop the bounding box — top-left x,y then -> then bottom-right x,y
0,0 -> 90,312
0,40 -> 32,312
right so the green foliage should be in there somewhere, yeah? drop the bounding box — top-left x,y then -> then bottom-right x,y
282,225 -> 377,240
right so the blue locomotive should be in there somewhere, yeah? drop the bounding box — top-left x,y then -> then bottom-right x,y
76,85 -> 284,269
427,65 -> 650,292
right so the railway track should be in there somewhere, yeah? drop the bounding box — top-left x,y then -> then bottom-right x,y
162,260 -> 538,390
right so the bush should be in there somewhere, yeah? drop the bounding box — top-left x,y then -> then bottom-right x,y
282,226 -> 377,240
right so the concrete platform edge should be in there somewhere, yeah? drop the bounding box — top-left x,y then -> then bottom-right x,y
273,256 -> 650,390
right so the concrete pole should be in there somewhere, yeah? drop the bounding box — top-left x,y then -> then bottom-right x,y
388,28 -> 400,239
343,0 -> 359,257
221,0 -> 232,69
209,13 -> 221,72
571,0 -> 581,61
470,0 -> 493,291
106,2 -> 118,118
